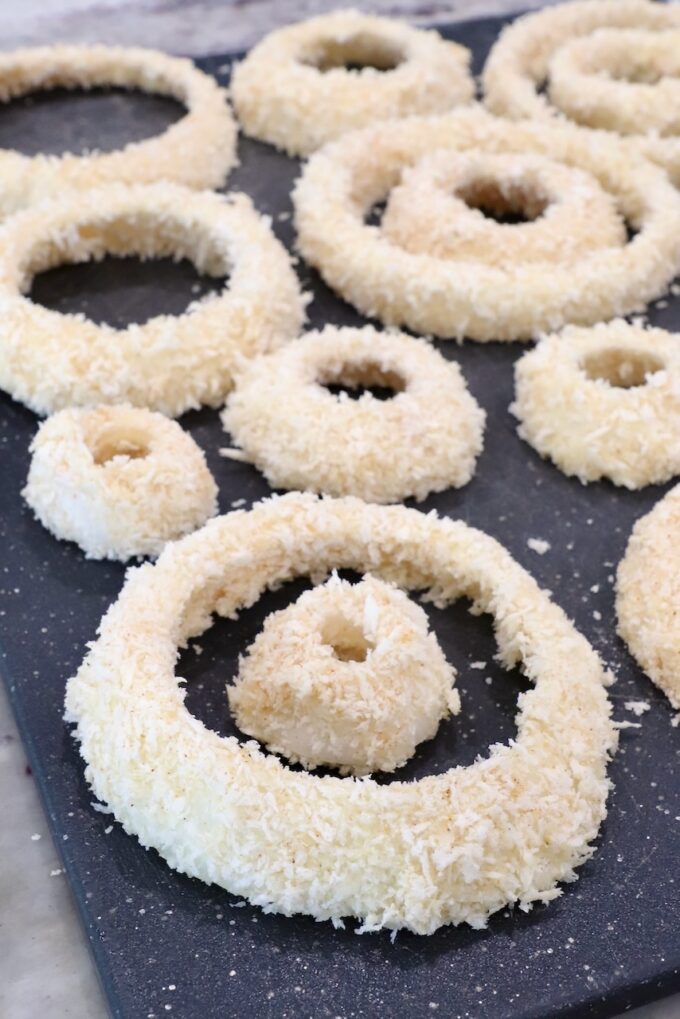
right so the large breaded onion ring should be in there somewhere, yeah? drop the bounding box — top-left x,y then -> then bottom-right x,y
231,9 -> 473,156
616,484 -> 680,710
65,493 -> 616,935
293,108 -> 680,342
221,325 -> 485,502
512,322 -> 680,489
23,405 -> 218,561
482,0 -> 680,185
0,45 -> 237,214
0,182 -> 306,417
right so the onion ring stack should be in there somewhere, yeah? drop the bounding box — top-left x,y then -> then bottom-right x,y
66,494 -> 616,934
616,485 -> 680,709
221,325 -> 485,502
483,0 -> 680,185
512,322 -> 680,489
229,573 -> 460,776
0,182 -> 305,417
0,45 -> 237,214
293,107 -> 680,341
231,9 -> 473,156
23,406 -> 218,561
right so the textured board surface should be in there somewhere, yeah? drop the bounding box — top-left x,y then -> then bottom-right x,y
1,14 -> 680,1019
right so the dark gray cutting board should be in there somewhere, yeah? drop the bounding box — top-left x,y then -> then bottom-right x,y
1,14 -> 679,1019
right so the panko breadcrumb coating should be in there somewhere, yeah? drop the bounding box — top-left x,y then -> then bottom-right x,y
482,0 -> 680,185
231,9 -> 473,156
0,183 -> 306,417
381,150 -> 626,268
221,325 -> 485,502
66,493 -> 616,935
293,107 -> 680,341
229,573 -> 460,776
512,322 -> 680,489
23,405 -> 217,561
0,45 -> 237,214
616,485 -> 680,709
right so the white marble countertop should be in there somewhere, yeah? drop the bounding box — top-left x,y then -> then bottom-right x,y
1,3 -> 679,1018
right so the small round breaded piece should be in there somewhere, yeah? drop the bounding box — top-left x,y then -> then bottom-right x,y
616,485 -> 680,709
231,8 -> 473,156
23,405 -> 218,561
0,44 -> 237,214
482,0 -> 680,185
512,322 -> 680,489
65,492 -> 616,934
293,107 -> 680,342
221,325 -> 485,503
0,182 -> 306,417
381,150 -> 626,268
229,573 -> 460,776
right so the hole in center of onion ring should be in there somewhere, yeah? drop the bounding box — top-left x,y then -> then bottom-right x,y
180,573 -> 531,782
89,427 -> 150,465
319,613 -> 375,663
581,348 -> 665,388
300,34 -> 404,73
457,178 -> 549,225
318,361 -> 405,401
0,87 -> 184,157
29,255 -> 227,328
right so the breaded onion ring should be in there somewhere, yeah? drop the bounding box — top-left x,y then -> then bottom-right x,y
0,182 -> 306,417
512,322 -> 680,489
66,493 -> 616,934
221,325 -> 485,502
23,405 -> 217,561
231,9 -> 473,156
293,108 -> 680,342
0,45 -> 237,213
482,0 -> 680,185
228,573 -> 460,776
381,151 -> 626,268
616,484 -> 680,709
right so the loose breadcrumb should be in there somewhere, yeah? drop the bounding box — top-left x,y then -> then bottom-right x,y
527,538 -> 550,556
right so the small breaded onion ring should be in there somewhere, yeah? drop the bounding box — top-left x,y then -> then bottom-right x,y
381,150 -> 626,268
231,9 -> 473,157
0,182 -> 306,417
228,573 -> 460,776
0,45 -> 237,214
221,325 -> 485,502
548,30 -> 680,139
482,0 -> 680,185
616,484 -> 680,709
23,405 -> 218,561
512,322 -> 680,489
65,492 -> 616,935
293,107 -> 680,341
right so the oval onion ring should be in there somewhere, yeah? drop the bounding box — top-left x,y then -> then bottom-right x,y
293,107 -> 680,342
381,150 -> 626,268
23,405 -> 218,561
221,325 -> 485,502
482,0 -> 680,185
0,45 -> 237,214
228,573 -> 460,776
231,9 -> 473,157
616,484 -> 680,709
512,322 -> 680,489
0,182 -> 306,417
65,493 -> 616,934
